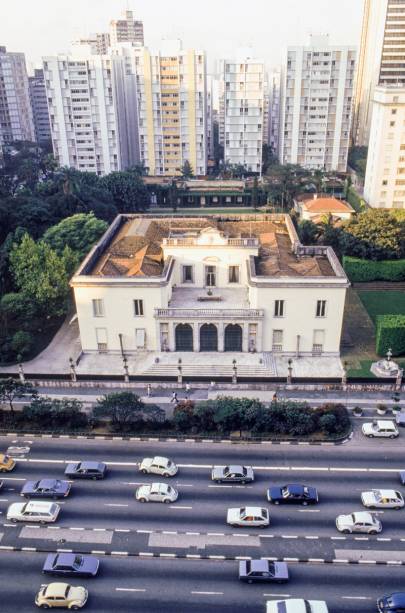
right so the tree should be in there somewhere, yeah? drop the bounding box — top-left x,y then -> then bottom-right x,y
10,234 -> 77,318
10,331 -> 33,357
168,180 -> 179,212
251,176 -> 259,209
345,210 -> 405,260
180,160 -> 194,179
93,392 -> 163,431
43,213 -> 108,259
0,378 -> 37,416
23,396 -> 87,429
298,220 -> 320,245
100,171 -> 149,212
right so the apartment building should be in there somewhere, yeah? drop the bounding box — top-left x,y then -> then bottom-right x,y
73,33 -> 111,56
28,68 -> 51,145
269,69 -> 281,157
364,85 -> 405,209
220,53 -> 265,173
117,40 -> 207,176
0,46 -> 35,146
353,0 -> 405,147
110,9 -> 144,47
280,35 -> 356,172
43,45 -> 139,174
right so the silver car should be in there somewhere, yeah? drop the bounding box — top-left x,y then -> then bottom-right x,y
139,456 -> 178,477
335,511 -> 382,534
361,489 -> 404,509
211,465 -> 254,484
135,482 -> 178,504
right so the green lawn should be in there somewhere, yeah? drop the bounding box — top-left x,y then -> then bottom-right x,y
357,291 -> 405,324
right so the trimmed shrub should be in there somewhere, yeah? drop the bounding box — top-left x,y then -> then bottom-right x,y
343,256 -> 405,282
376,314 -> 405,357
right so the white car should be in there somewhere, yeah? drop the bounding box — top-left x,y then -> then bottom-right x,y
227,506 -> 269,528
361,489 -> 404,510
139,456 -> 178,477
135,482 -> 178,503
362,420 -> 399,439
266,599 -> 329,613
7,500 -> 60,524
335,511 -> 382,534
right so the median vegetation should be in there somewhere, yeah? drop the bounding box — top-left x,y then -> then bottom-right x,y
0,383 -> 351,440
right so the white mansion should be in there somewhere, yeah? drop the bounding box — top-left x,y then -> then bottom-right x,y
71,215 -> 349,367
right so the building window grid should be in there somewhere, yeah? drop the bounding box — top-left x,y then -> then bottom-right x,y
316,300 -> 327,318
274,299 -> 285,317
92,299 -> 104,317
134,299 -> 144,316
228,265 -> 240,283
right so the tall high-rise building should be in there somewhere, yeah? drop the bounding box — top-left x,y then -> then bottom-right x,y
262,77 -> 270,146
364,85 -> 405,209
120,40 -> 207,176
0,46 -> 35,146
110,9 -> 144,47
353,0 -> 405,146
220,52 -> 265,174
280,35 -> 356,172
73,33 -> 111,55
206,75 -> 214,159
28,68 -> 51,145
43,45 -> 139,174
269,69 -> 281,158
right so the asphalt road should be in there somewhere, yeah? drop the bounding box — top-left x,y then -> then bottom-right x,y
0,550 -> 403,612
0,427 -> 404,611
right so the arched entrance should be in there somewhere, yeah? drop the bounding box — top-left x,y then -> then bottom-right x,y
175,324 -> 193,351
224,324 -> 242,352
200,323 -> 218,351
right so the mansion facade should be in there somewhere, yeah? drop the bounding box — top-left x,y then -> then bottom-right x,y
71,214 -> 349,359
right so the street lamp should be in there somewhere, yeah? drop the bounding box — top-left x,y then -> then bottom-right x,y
69,357 -> 77,382
232,359 -> 237,384
177,358 -> 183,385
122,356 -> 129,383
17,354 -> 25,384
287,359 -> 293,385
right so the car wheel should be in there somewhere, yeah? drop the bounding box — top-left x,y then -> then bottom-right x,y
341,529 -> 350,534
247,579 -> 253,584
369,506 -> 376,510
369,530 -> 377,535
11,518 -> 17,523
260,524 -> 267,529
92,476 -> 98,480
395,506 -> 401,510
368,434 -> 374,438
231,524 -> 238,527
302,501 -> 308,506
164,499 -> 171,504
274,500 -> 279,505
40,520 -> 47,525
241,480 -> 246,485
139,498 -> 146,503
53,496 -> 58,500
389,435 -> 396,439
141,469 -> 148,474
40,605 -> 50,609
216,480 -> 222,484
163,472 -> 170,478
71,606 -> 80,611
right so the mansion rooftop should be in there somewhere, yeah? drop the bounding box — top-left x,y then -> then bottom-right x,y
74,214 -> 347,283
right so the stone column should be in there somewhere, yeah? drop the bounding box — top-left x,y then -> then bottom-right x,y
256,321 -> 263,353
218,322 -> 225,352
169,322 -> 176,352
242,324 -> 249,352
193,323 -> 200,352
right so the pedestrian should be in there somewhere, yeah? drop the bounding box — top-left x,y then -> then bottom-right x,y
147,383 -> 152,397
171,391 -> 178,403
185,382 -> 191,398
272,392 -> 278,402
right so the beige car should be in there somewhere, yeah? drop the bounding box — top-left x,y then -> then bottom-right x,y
35,582 -> 88,609
0,453 -> 16,472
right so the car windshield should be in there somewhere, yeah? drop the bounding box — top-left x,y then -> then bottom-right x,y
350,513 -> 356,523
167,460 -> 172,467
3,455 -> 10,462
240,507 -> 246,518
73,555 -> 83,567
65,586 -> 70,598
282,487 -> 290,497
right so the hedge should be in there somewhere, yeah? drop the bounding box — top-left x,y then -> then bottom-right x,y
376,314 -> 405,357
343,256 -> 405,282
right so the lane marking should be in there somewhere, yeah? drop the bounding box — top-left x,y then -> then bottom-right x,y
169,505 -> 193,509
191,591 -> 224,595
341,596 -> 373,600
116,588 -> 146,593
263,593 -> 291,598
104,503 -> 129,508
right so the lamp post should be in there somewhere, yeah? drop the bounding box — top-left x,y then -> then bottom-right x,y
122,356 -> 129,383
17,355 -> 25,384
342,360 -> 348,390
69,357 -> 77,382
287,359 -> 293,386
177,358 -> 183,385
232,359 -> 237,384
395,368 -> 403,392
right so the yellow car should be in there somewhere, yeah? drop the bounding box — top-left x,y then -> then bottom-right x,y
35,582 -> 88,609
0,453 -> 16,472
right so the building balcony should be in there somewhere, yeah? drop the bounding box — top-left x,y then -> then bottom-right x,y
156,287 -> 263,319
155,307 -> 264,319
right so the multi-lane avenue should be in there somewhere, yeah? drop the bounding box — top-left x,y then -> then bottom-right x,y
0,424 -> 404,612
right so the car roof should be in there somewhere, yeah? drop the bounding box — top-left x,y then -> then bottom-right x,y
243,506 -> 265,514
388,593 -> 405,606
376,420 -> 396,429
249,559 -> 270,572
374,489 -> 399,497
153,456 -> 169,464
44,583 -> 70,597
285,484 -> 307,494
25,501 -> 55,510
226,465 -> 245,471
353,511 -> 376,522
54,553 -> 76,565
37,479 -> 60,488
151,482 -> 168,491
79,461 -> 104,469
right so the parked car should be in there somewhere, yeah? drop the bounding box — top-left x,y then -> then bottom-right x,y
227,506 -> 269,528
21,479 -> 71,500
361,489 -> 404,510
139,456 -> 178,477
267,483 -> 318,505
239,559 -> 289,583
35,582 -> 88,609
42,553 -> 99,578
362,420 -> 399,438
0,453 -> 16,472
64,462 -> 106,480
266,599 -> 328,613
135,482 -> 178,503
211,465 -> 254,484
395,412 -> 405,428
399,471 -> 405,486
7,501 -> 60,524
378,592 -> 405,612
335,511 -> 382,534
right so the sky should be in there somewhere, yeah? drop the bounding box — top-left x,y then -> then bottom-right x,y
0,0 -> 364,73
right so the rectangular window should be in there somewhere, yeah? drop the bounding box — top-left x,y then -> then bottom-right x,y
228,266 -> 240,283
182,265 -> 193,283
135,328 -> 146,348
92,299 -> 104,317
205,265 -> 216,287
134,299 -> 144,316
316,300 -> 327,317
274,300 -> 285,317
312,329 -> 325,355
96,328 -> 108,352
272,329 -> 283,352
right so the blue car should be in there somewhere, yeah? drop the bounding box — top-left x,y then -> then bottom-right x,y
64,461 -> 107,480
378,592 -> 405,612
42,553 -> 99,578
21,479 -> 71,499
267,483 -> 319,505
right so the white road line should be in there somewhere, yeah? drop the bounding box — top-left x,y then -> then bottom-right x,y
116,588 -> 146,593
0,499 -> 9,502
298,509 -> 320,513
104,503 -> 129,508
341,596 -> 373,600
263,593 -> 291,598
170,505 -> 193,509
191,591 -> 224,596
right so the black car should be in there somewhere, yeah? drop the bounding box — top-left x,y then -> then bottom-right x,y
43,553 -> 99,577
378,592 -> 405,612
21,479 -> 71,499
400,471 -> 405,486
64,461 -> 107,480
239,560 -> 289,584
267,483 -> 319,505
